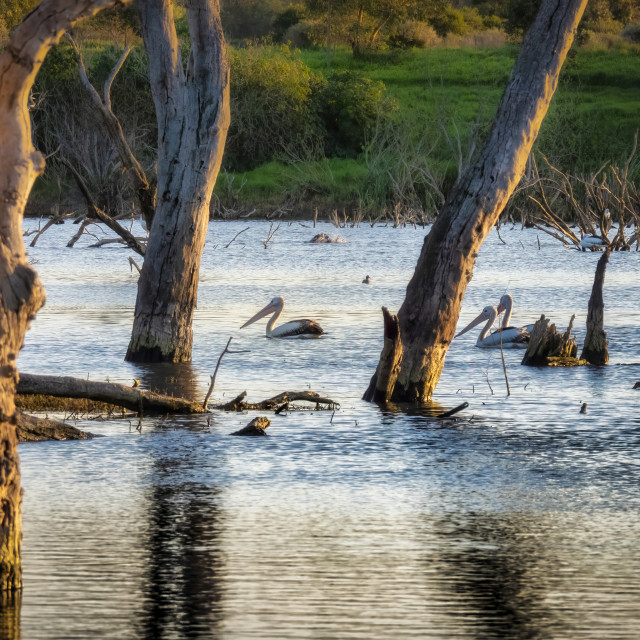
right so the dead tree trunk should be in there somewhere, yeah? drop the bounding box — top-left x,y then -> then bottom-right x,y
125,0 -> 230,363
363,307 -> 402,403
581,249 -> 610,365
0,0 -> 126,593
366,0 -> 588,404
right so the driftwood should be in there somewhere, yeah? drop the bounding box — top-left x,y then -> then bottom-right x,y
230,417 -> 270,436
633,382 -> 640,389
16,412 -> 93,443
521,315 -> 587,366
17,373 -> 204,414
216,390 -> 338,412
363,307 -> 403,403
580,249 -> 609,365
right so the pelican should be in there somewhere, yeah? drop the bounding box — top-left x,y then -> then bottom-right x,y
240,296 -> 324,339
455,305 -> 529,349
579,235 -> 607,251
496,294 -> 535,335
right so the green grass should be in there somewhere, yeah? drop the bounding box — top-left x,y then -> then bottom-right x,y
220,45 -> 640,212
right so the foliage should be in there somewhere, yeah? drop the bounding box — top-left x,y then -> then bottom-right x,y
225,46 -> 326,171
0,0 -> 39,32
318,71 -> 397,156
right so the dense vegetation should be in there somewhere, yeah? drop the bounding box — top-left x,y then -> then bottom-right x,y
2,1 -> 639,217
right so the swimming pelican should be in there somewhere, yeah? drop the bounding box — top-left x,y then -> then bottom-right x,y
579,235 -> 607,251
455,305 -> 529,349
496,294 -> 535,335
240,296 -> 324,339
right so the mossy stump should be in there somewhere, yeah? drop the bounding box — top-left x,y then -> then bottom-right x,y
522,315 -> 587,367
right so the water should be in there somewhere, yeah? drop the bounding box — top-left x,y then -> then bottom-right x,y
8,220 -> 640,639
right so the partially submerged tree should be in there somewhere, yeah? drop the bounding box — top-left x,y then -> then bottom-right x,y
125,0 -> 230,362
0,0 -> 128,593
365,0 -> 589,404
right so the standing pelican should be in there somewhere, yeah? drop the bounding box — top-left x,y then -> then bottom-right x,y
497,294 -> 535,335
455,305 -> 529,349
240,296 -> 324,338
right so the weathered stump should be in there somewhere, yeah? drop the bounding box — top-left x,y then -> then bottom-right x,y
580,249 -> 609,365
363,307 -> 403,403
231,417 -> 270,436
521,315 -> 587,366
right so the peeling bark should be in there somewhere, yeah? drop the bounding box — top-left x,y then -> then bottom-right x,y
580,250 -> 609,365
0,0 -> 127,591
367,0 -> 588,404
126,0 -> 230,363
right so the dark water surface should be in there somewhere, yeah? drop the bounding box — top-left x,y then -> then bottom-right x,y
9,221 -> 640,638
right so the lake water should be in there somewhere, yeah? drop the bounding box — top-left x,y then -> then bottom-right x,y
6,219 -> 640,639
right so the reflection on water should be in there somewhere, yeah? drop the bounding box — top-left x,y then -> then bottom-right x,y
15,221 -> 640,638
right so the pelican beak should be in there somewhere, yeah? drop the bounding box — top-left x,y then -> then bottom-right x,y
455,311 -> 487,338
496,302 -> 506,314
240,302 -> 277,329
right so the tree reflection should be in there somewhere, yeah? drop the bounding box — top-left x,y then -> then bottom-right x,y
0,590 -> 21,640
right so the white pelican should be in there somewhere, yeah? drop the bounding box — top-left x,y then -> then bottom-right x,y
496,294 -> 535,335
455,305 -> 529,349
240,296 -> 324,339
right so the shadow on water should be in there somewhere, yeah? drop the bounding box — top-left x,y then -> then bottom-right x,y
0,591 -> 21,640
137,460 -> 225,638
133,362 -> 203,402
425,511 -> 560,639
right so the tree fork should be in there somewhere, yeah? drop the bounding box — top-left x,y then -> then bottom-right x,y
366,0 -> 588,404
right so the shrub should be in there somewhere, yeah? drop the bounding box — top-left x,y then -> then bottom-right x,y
621,23 -> 640,43
284,19 -> 327,48
388,21 -> 440,49
318,71 -> 397,157
225,46 -> 326,171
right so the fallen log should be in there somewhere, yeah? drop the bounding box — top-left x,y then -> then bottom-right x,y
216,390 -> 338,412
521,315 -> 587,367
16,412 -> 93,443
17,373 -> 204,415
230,417 -> 270,436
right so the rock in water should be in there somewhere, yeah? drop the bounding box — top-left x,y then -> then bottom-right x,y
231,416 -> 271,436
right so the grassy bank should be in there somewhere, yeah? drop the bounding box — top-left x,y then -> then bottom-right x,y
214,44 -> 640,216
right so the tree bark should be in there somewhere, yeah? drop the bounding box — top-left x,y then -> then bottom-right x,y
367,0 -> 588,404
126,0 -> 230,363
580,249 -> 609,365
0,0 -> 127,592
17,373 -> 204,414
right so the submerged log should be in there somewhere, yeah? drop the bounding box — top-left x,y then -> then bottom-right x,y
521,315 -> 587,366
363,307 -> 403,403
230,417 -> 270,436
216,390 -> 338,412
17,373 -> 204,414
16,413 -> 93,443
580,249 -> 609,365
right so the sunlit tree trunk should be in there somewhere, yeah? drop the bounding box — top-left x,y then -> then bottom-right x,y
365,0 -> 588,404
126,0 -> 230,363
0,0 -> 127,592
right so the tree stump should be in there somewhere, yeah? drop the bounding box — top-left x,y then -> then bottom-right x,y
363,307 -> 403,403
521,315 -> 587,366
580,249 -> 609,365
231,417 -> 270,436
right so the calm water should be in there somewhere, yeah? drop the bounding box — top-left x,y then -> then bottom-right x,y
6,220 -> 640,639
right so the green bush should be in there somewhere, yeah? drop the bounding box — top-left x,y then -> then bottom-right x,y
318,71 -> 397,157
225,45 -> 326,171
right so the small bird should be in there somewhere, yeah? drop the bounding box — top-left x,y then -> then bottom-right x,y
362,275 -> 371,284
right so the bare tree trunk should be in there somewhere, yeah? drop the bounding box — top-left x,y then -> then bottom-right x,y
367,0 -> 588,404
581,249 -> 609,365
0,0 -> 126,593
126,0 -> 230,363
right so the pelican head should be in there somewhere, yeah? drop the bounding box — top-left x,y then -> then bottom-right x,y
455,305 -> 497,338
240,296 -> 284,329
496,293 -> 513,315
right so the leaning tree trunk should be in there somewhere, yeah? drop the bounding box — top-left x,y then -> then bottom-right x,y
365,0 -> 588,404
125,0 -> 230,363
0,0 -> 126,593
